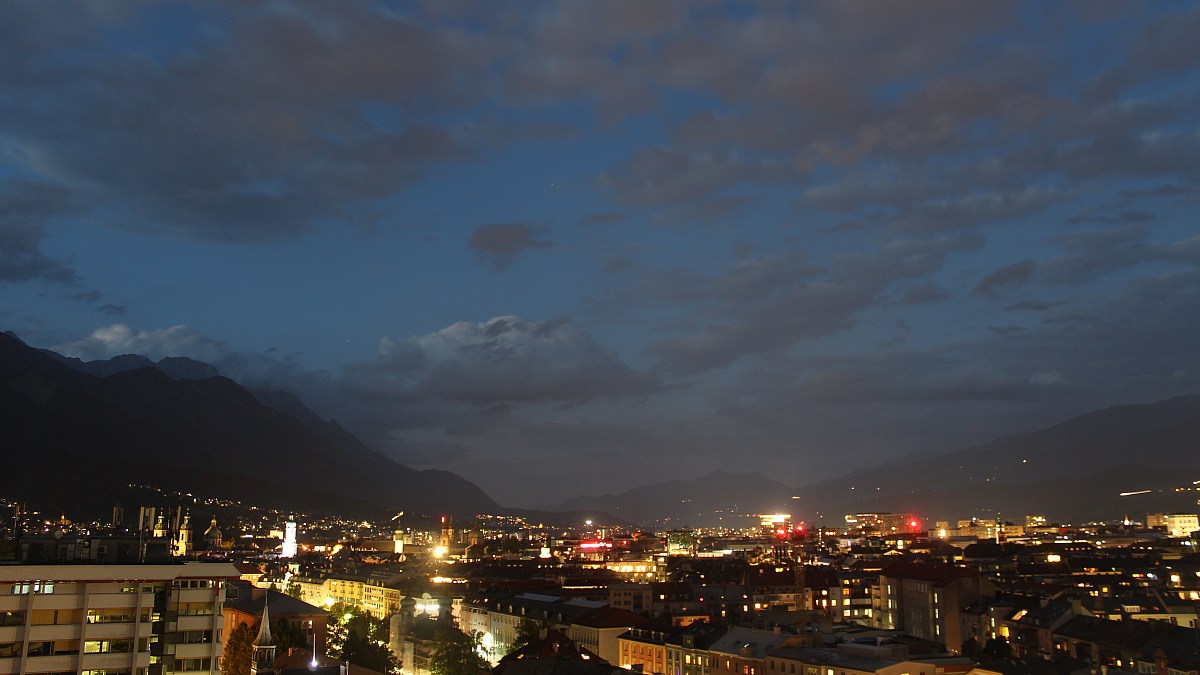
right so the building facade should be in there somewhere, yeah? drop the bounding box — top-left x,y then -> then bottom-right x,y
0,563 -> 239,675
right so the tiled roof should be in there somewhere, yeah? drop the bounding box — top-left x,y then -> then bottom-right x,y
880,561 -> 976,585
572,606 -> 648,629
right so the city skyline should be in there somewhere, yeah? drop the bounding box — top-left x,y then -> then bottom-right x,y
1,2 -> 1199,507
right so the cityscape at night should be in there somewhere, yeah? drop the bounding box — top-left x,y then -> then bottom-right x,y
1,3 -> 1199,675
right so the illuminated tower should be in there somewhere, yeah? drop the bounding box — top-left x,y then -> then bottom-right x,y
204,516 -> 223,549
172,512 -> 192,557
281,517 -> 298,558
152,512 -> 168,538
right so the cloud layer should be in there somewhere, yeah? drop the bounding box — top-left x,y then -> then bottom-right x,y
4,1 -> 1200,508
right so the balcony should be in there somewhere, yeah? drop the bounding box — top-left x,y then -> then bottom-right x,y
86,594 -> 139,609
26,624 -> 81,641
24,654 -> 77,672
176,616 -> 214,631
86,622 -> 140,640
174,643 -> 215,659
173,589 -> 217,604
27,595 -> 84,611
82,651 -> 138,670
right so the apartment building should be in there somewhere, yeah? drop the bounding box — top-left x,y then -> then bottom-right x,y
0,563 -> 239,675
877,562 -> 996,651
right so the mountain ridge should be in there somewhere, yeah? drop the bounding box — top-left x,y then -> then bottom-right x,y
0,331 -> 500,519
558,396 -> 1200,526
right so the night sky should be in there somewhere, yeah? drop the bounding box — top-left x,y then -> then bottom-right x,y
2,2 -> 1198,508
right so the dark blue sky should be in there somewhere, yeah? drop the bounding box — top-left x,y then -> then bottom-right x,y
2,1 -> 1198,508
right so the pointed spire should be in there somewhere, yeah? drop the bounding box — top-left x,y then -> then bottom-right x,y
253,598 -> 274,647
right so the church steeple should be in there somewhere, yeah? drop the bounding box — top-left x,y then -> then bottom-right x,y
251,599 -> 275,675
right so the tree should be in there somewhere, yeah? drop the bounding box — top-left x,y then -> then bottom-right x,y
271,618 -> 306,650
961,637 -> 981,661
221,622 -> 256,675
979,636 -> 1012,661
342,631 -> 398,674
510,617 -> 550,653
326,603 -> 397,674
429,629 -> 488,675
284,582 -> 302,599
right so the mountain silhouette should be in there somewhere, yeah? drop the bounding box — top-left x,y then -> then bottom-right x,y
0,331 -> 498,518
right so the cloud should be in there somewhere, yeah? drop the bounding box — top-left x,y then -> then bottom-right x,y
893,284 -> 953,306
598,146 -> 789,210
70,290 -> 126,315
54,324 -> 234,363
343,315 -> 659,406
1029,370 -> 1066,386
974,260 -> 1037,297
2,1 -> 1196,256
1004,300 -> 1059,312
701,267 -> 1200,477
892,187 -> 1061,233
1041,225 -> 1200,285
0,178 -> 77,285
602,255 -> 634,273
644,234 -> 980,374
0,3 -> 493,242
52,322 -> 343,419
469,223 -> 553,270
578,211 -> 625,226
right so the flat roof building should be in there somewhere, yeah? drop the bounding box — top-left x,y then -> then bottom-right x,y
0,563 -> 240,675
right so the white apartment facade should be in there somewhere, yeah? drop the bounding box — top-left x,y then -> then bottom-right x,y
0,563 -> 240,675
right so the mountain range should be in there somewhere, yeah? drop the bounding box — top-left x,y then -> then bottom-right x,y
4,329 -> 1198,527
0,331 -> 499,519
559,396 -> 1200,526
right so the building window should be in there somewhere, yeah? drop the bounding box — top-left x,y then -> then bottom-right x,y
178,603 -> 214,617
88,610 -> 137,624
85,640 -> 134,654
175,658 -> 212,672
0,643 -> 21,658
10,582 -> 54,595
180,631 -> 212,644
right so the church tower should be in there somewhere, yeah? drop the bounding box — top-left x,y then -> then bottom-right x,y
204,516 -> 223,549
172,512 -> 192,557
251,600 -> 275,675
